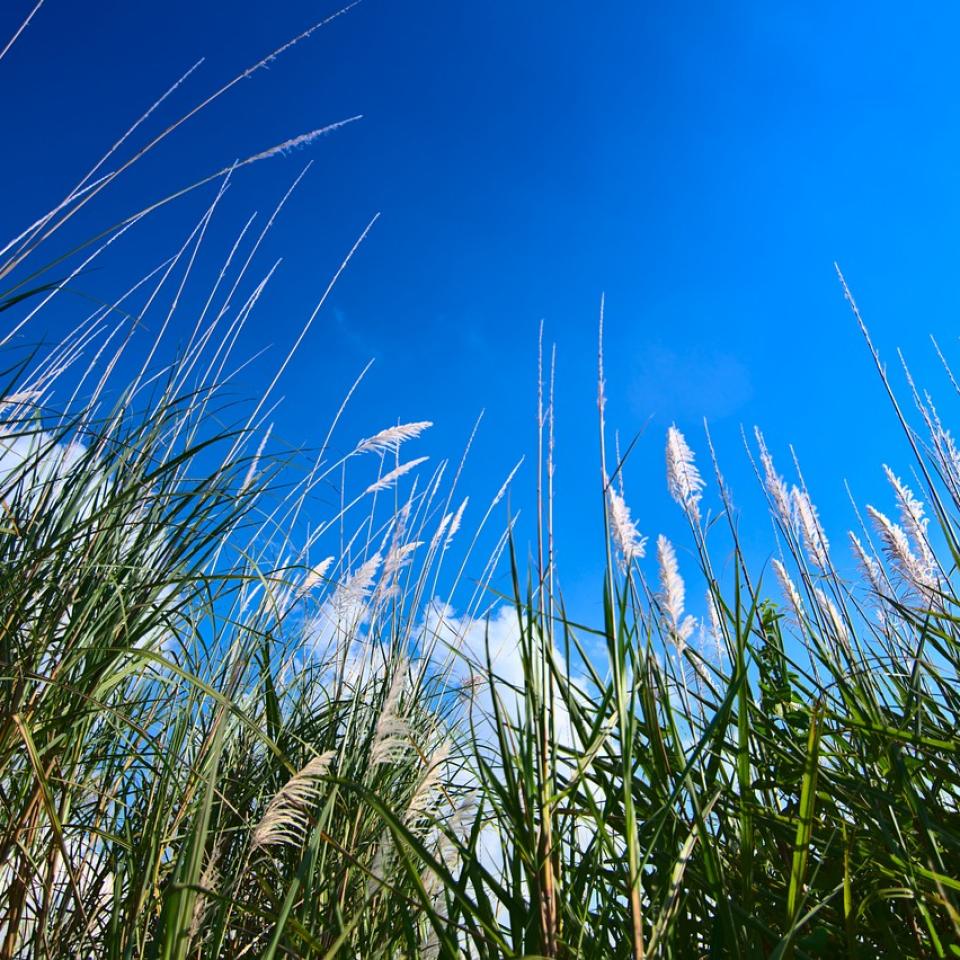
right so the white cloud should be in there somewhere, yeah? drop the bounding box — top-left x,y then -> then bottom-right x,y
0,428 -> 88,502
420,597 -> 581,759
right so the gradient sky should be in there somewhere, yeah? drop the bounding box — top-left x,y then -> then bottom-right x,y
4,0 -> 960,621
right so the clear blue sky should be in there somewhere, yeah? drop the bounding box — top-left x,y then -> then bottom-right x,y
4,0 -> 960,619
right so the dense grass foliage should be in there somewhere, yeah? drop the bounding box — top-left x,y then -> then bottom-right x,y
4,11 -> 960,959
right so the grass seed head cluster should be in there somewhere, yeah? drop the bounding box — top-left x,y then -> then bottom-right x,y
2,7 -> 960,959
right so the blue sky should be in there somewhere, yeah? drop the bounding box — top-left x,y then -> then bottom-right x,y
4,0 -> 960,620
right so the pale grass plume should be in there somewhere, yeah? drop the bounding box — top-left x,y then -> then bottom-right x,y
791,486 -> 830,571
395,496 -> 414,531
420,795 -> 476,958
657,535 -> 695,647
422,928 -> 442,960
814,588 -> 849,647
427,461 -> 448,503
357,421 -> 432,454
657,535 -> 685,626
240,118 -> 363,165
491,459 -> 523,509
241,422 -> 273,493
376,540 -> 422,603
312,553 -> 382,644
420,882 -> 448,960
849,532 -> 889,623
883,465 -> 936,572
772,558 -> 805,625
706,589 -> 723,642
606,482 -> 646,568
420,880 -> 449,960
382,540 -> 422,582
445,496 -> 469,548
301,555 -> 335,594
446,793 -> 478,853
379,501 -> 412,573
371,663 -> 411,765
755,427 -> 792,529
405,739 -> 451,827
931,418 -> 960,490
187,847 -> 222,945
666,425 -> 705,521
251,751 -> 336,850
365,457 -> 428,494
866,505 -> 937,595
849,532 -> 886,601
334,553 -> 382,612
430,512 -> 454,551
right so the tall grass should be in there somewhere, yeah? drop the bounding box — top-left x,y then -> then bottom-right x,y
440,305 -> 960,958
4,8 -> 960,959
0,198 -> 501,956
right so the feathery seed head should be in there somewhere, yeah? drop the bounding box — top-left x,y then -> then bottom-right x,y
755,428 -> 792,529
251,751 -> 335,851
430,512 -> 454,551
334,553 -> 382,613
705,589 -> 727,663
883,465 -> 935,572
382,540 -> 421,581
934,424 -> 960,488
445,496 -> 469,549
867,505 -> 936,595
242,119 -> 363,164
301,555 -> 334,594
815,588 -> 849,647
365,456 -> 428,494
772,559 -> 805,625
706,589 -> 723,641
849,532 -> 884,596
371,663 -> 411,764
376,541 -> 422,604
657,535 -> 685,626
491,460 -> 523,509
357,420 -> 432,454
666,425 -> 705,521
367,831 -> 394,897
657,535 -> 694,646
187,847 -> 222,944
241,423 -> 273,494
791,486 -> 830,571
607,483 -> 646,568
405,739 -> 451,826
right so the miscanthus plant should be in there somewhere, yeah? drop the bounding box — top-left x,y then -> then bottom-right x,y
433,305 -> 960,960
0,350 -> 493,960
0,198 -> 504,956
5,8 -> 960,960
0,13 -> 502,958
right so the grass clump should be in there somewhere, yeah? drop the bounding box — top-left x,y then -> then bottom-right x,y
3,10 -> 960,959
